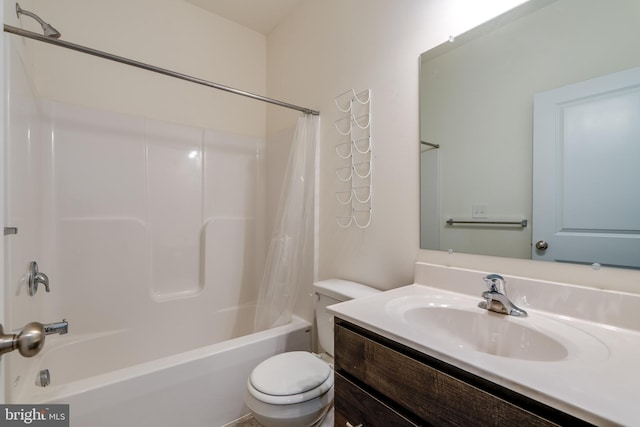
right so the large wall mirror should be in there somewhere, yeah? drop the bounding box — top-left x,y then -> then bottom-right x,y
419,0 -> 640,269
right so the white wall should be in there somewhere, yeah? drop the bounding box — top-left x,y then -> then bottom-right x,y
268,0 -> 640,296
268,0 -> 529,290
3,60 -> 268,404
16,0 -> 267,137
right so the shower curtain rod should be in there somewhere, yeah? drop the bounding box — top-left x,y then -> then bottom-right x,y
3,25 -> 320,116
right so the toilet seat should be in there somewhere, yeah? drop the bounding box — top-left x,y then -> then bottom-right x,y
248,351 -> 334,405
247,372 -> 334,405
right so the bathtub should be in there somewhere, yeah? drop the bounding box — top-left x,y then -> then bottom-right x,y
11,308 -> 311,427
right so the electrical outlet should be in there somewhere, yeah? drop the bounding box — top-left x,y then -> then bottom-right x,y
472,204 -> 488,218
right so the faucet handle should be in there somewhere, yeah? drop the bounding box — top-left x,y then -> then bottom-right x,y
27,261 -> 50,296
483,273 -> 506,293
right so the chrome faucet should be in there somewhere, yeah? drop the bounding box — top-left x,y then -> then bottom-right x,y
0,319 -> 69,358
479,274 -> 527,317
43,319 -> 68,335
27,261 -> 50,296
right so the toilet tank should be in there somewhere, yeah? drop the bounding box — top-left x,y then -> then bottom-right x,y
313,279 -> 380,356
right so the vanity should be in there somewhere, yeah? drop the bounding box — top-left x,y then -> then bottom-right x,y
328,263 -> 640,426
345,1 -> 640,423
333,320 -> 586,426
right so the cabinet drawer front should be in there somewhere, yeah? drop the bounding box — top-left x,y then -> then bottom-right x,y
335,373 -> 419,427
335,323 -> 558,426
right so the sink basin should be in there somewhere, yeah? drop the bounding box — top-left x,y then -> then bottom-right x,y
385,295 -> 610,363
327,283 -> 637,425
403,306 -> 567,361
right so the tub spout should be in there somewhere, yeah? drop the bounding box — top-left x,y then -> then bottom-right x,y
0,319 -> 69,359
43,319 -> 68,335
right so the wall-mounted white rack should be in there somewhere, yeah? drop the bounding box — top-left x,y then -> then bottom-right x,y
334,89 -> 372,228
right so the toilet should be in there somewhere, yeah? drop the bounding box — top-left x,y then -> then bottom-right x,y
245,279 -> 380,427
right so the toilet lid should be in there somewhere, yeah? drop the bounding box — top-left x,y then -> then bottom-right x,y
250,351 -> 331,396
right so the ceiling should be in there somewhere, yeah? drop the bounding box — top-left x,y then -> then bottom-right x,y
186,0 -> 304,35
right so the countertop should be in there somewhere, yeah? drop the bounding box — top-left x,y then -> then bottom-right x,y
328,283 -> 640,426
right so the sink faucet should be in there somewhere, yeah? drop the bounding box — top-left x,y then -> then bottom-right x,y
479,274 -> 527,317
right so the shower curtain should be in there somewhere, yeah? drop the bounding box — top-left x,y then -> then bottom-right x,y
254,114 -> 319,331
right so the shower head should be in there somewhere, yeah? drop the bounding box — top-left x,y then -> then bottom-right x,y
15,3 -> 61,39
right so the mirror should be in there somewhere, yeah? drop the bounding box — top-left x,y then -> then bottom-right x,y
419,0 -> 640,267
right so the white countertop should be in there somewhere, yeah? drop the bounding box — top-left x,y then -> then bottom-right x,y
328,283 -> 640,426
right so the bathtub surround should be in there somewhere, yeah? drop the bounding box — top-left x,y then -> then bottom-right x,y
4,25 -> 295,424
2,3 -> 317,424
4,90 -> 278,393
2,2 -> 319,423
255,114 -> 319,331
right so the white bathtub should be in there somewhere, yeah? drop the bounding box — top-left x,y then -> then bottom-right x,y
12,309 -> 311,427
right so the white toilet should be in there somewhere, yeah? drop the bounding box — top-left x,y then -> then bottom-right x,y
245,279 -> 380,427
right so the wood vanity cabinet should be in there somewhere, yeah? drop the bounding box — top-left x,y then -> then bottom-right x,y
333,319 -> 594,427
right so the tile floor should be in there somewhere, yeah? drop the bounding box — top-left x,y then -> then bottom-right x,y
226,414 -> 261,427
226,408 -> 334,427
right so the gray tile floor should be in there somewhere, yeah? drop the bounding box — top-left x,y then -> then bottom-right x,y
228,415 -> 261,427
225,408 -> 334,427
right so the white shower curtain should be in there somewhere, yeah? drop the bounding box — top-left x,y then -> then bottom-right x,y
254,114 -> 319,331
